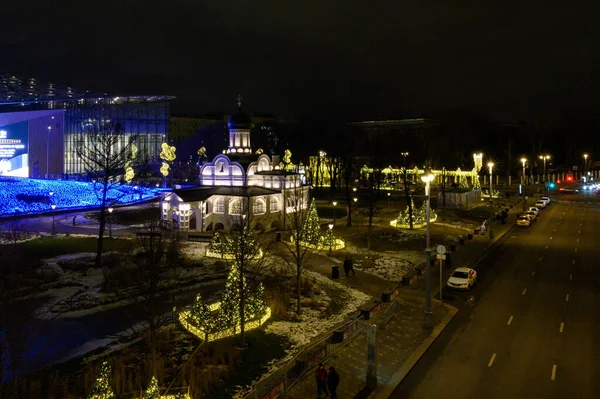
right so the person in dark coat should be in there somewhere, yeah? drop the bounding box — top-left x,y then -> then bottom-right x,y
316,363 -> 329,398
348,256 -> 356,277
327,366 -> 340,398
343,256 -> 351,278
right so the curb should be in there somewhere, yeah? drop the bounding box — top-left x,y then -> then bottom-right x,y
369,302 -> 459,399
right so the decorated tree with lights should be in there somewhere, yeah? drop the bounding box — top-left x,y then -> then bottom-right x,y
189,293 -> 219,341
395,199 -> 437,228
87,361 -> 116,399
246,282 -> 267,320
321,226 -> 335,248
143,376 -> 160,399
302,199 -> 321,246
210,232 -> 233,258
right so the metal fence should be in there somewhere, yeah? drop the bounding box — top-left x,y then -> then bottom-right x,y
245,315 -> 367,399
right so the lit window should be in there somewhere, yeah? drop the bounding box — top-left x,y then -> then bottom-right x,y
253,198 -> 266,215
230,199 -> 243,215
214,197 -> 225,213
270,198 -> 280,213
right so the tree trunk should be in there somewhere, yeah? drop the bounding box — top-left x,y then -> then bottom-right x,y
95,183 -> 109,267
296,241 -> 302,314
345,160 -> 352,227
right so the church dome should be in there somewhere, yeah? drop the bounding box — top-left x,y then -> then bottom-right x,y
227,107 -> 253,130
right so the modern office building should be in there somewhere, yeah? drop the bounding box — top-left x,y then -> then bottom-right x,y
0,72 -> 173,178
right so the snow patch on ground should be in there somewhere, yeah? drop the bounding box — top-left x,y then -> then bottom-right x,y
354,252 -> 424,281
375,230 -> 424,243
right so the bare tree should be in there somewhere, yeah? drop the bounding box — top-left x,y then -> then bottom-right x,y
279,180 -> 314,314
75,119 -> 139,267
129,220 -> 183,375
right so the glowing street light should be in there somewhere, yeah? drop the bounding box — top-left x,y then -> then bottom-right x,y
488,162 -> 494,240
520,158 -> 527,211
51,204 -> 56,235
584,153 -> 589,179
108,207 -> 114,238
387,192 -> 391,208
47,125 -> 52,178
421,170 -> 435,327
332,201 -> 338,225
328,223 -> 334,256
539,155 -> 550,184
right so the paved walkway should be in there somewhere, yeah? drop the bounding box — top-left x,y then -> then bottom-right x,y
283,198 -> 529,399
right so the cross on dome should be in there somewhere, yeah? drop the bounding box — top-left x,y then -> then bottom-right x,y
236,94 -> 243,108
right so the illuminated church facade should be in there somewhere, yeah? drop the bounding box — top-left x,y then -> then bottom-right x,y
160,98 -> 308,232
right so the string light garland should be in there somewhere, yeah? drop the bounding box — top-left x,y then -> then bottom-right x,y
390,199 -> 437,228
87,361 -> 116,399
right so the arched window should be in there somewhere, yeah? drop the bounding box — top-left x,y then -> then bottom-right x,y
229,198 -> 243,215
270,197 -> 280,213
253,198 -> 266,215
214,197 -> 225,214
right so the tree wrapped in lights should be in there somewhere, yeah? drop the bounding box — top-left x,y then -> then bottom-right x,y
321,226 -> 335,248
246,282 -> 267,320
395,199 -> 436,228
219,264 -> 243,332
417,199 -> 437,224
87,361 -> 116,399
210,232 -> 233,258
143,376 -> 160,399
302,199 -> 321,246
190,293 -> 219,339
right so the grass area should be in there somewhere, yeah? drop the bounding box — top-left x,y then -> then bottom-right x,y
208,330 -> 289,399
86,205 -> 159,225
5,236 -> 132,263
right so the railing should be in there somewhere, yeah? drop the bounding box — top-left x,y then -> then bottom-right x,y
244,315 -> 366,399
382,301 -> 400,329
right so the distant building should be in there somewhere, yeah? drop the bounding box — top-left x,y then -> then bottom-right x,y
0,72 -> 173,178
161,98 -> 308,233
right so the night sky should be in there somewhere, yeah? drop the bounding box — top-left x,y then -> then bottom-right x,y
1,1 -> 599,125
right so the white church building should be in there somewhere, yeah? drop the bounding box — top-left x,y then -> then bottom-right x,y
160,99 -> 308,232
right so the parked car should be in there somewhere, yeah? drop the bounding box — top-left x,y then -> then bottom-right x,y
540,196 -> 551,204
447,267 -> 477,290
535,200 -> 547,208
525,211 -> 537,221
517,215 -> 532,227
528,207 -> 540,216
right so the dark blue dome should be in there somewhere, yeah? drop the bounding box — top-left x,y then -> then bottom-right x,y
227,107 -> 252,129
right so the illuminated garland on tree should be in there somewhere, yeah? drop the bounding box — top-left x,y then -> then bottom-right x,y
302,199 -> 321,246
87,361 -> 116,399
218,265 -> 243,332
395,199 -> 437,228
246,282 -> 267,320
320,227 -> 335,248
143,376 -> 160,399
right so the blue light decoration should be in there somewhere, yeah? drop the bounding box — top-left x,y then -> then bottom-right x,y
0,177 -> 164,216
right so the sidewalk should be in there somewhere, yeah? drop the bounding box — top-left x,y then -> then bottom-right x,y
283,199 -> 523,399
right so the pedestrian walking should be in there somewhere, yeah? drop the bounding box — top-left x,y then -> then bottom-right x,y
316,363 -> 328,398
343,257 -> 351,278
348,256 -> 356,277
327,366 -> 340,399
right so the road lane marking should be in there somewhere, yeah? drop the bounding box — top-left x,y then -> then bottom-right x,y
532,271 -> 536,276
570,274 -> 573,281
550,237 -> 553,240
540,257 -> 543,261
579,231 -> 581,234
522,288 -> 527,295
545,245 -> 549,249
573,260 -> 576,264
507,316 -> 513,325
488,353 -> 497,367
577,238 -> 579,242
580,224 -> 582,227
575,248 -> 578,252
552,364 -> 557,380
553,229 -> 556,232
566,294 -> 569,302
560,322 -> 564,333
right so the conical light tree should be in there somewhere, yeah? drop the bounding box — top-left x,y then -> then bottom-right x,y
302,199 -> 321,246
246,282 -> 267,320
143,376 -> 160,399
87,361 -> 116,399
190,293 -> 219,340
395,199 -> 436,228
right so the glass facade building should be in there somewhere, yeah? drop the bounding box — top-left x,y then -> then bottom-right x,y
0,72 -> 173,177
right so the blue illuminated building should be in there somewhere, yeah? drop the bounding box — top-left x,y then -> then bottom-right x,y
0,72 -> 174,178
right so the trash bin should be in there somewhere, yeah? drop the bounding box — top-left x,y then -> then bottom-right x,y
275,232 -> 281,242
331,265 -> 339,279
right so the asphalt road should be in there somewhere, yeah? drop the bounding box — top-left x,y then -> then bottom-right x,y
391,192 -> 600,399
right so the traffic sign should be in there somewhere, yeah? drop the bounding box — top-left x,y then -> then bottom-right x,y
436,245 -> 446,255
436,254 -> 447,260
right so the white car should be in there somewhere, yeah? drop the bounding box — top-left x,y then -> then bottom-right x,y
517,215 -> 531,227
535,200 -> 547,208
528,207 -> 540,216
447,267 -> 477,290
540,196 -> 550,204
525,211 -> 537,221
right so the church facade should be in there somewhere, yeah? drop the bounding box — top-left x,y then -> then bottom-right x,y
160,99 -> 308,232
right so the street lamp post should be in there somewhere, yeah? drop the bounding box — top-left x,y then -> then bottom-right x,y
47,125 -> 51,178
539,155 -> 550,187
521,158 -> 527,211
332,201 -> 337,226
583,154 -> 589,181
51,204 -> 56,235
108,207 -> 114,239
421,170 -> 435,327
488,162 -> 494,240
328,223 -> 334,256
387,192 -> 391,208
